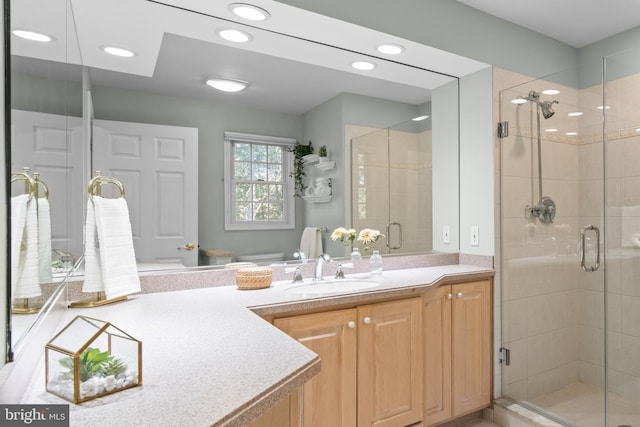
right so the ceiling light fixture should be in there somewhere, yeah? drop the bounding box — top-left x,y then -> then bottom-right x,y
228,3 -> 270,21
101,46 -> 135,58
216,28 -> 252,43
545,128 -> 558,132
377,43 -> 404,55
412,115 -> 430,121
351,61 -> 376,71
206,78 -> 249,92
568,111 -> 583,117
596,105 -> 610,110
565,132 -> 578,136
542,89 -> 560,95
12,29 -> 53,42
510,98 -> 527,104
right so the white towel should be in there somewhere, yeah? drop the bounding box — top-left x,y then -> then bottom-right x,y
37,198 -> 52,283
300,227 -> 323,259
83,196 -> 140,300
10,195 -> 42,299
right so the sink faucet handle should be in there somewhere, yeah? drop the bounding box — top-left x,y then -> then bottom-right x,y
335,263 -> 345,279
293,249 -> 306,263
292,266 -> 303,283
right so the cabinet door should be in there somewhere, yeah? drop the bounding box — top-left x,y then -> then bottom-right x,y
358,298 -> 423,427
451,280 -> 492,417
423,285 -> 453,426
274,309 -> 357,427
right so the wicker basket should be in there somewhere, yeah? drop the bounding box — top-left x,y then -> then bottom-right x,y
236,267 -> 273,290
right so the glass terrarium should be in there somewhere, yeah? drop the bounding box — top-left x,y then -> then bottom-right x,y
45,315 -> 142,404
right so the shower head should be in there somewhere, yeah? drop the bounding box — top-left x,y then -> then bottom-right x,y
540,100 -> 558,119
519,91 -> 559,119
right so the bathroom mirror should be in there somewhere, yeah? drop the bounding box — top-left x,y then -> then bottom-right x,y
7,0 -> 484,356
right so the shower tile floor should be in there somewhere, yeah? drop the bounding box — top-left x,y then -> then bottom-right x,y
530,382 -> 640,427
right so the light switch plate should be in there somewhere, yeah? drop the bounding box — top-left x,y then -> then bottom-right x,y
471,226 -> 479,246
443,225 -> 450,244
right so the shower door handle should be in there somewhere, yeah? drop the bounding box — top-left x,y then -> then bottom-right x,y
386,222 -> 402,250
580,225 -> 600,272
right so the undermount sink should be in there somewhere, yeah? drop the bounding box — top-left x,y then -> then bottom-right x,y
285,279 -> 380,295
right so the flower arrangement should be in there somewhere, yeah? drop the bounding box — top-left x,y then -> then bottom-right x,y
357,228 -> 385,252
331,227 -> 357,246
332,227 -> 385,252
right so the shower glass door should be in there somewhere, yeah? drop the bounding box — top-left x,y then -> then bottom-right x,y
603,47 -> 640,427
350,118 -> 433,255
499,62 -> 608,426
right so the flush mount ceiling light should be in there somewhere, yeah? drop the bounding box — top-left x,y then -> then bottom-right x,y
228,3 -> 270,21
377,43 -> 404,55
351,61 -> 376,71
568,111 -> 583,117
206,77 -> 249,92
596,105 -> 611,110
542,89 -> 560,95
101,46 -> 135,58
510,98 -> 527,104
216,28 -> 252,43
12,29 -> 54,42
545,128 -> 558,132
412,115 -> 430,121
565,132 -> 578,136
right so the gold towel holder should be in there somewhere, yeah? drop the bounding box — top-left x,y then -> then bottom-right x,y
88,173 -> 125,199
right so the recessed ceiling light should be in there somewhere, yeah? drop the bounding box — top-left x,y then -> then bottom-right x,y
228,3 -> 270,21
542,89 -> 560,95
216,28 -> 252,43
101,46 -> 135,58
545,128 -> 558,133
351,61 -> 376,71
377,43 -> 404,55
596,105 -> 610,110
636,128 -> 640,133
206,78 -> 249,92
511,98 -> 527,104
568,111 -> 583,117
565,132 -> 578,136
412,115 -> 430,121
12,29 -> 53,42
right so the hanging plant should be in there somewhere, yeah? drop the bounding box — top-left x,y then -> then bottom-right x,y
288,141 -> 313,197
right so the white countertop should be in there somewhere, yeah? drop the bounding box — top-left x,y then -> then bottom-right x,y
15,264 -> 493,427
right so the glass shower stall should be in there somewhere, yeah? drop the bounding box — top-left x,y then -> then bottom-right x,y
499,48 -> 640,426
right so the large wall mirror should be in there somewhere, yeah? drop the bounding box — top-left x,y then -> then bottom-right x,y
8,0 -> 487,357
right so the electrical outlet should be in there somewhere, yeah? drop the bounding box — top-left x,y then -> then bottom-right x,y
471,226 -> 479,246
443,225 -> 450,244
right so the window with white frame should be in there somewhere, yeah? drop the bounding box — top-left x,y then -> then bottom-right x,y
224,132 -> 296,230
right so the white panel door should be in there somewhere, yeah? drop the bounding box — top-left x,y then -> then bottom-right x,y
92,120 -> 198,267
11,110 -> 85,260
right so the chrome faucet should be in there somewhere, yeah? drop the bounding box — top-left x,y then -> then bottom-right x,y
313,253 -> 331,281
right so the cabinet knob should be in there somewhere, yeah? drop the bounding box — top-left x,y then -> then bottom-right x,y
363,317 -> 372,325
447,293 -> 452,299
457,292 -> 463,298
347,321 -> 356,329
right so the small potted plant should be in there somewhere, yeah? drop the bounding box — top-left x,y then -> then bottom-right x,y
288,141 -> 314,197
318,145 -> 328,162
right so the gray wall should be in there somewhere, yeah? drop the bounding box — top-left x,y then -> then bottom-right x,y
91,86 -> 304,259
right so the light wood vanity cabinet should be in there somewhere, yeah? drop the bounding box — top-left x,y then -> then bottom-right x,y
423,280 -> 492,426
274,297 -> 423,427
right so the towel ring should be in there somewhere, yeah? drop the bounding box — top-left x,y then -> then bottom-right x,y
88,175 -> 125,199
33,172 -> 49,200
10,172 -> 34,200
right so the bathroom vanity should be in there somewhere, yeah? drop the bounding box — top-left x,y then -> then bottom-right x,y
9,264 -> 493,427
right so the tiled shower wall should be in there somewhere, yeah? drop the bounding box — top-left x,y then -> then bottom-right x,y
349,124 -> 432,254
497,65 -> 640,403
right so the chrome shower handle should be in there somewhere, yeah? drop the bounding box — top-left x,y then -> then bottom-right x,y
386,222 -> 402,250
580,225 -> 600,272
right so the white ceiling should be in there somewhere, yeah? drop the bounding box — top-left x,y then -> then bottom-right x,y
457,0 -> 640,48
11,0 -> 489,115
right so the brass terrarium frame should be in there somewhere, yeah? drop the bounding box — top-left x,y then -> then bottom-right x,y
45,315 -> 142,404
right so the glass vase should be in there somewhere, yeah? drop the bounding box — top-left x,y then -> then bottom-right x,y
350,247 -> 362,260
369,250 -> 383,275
